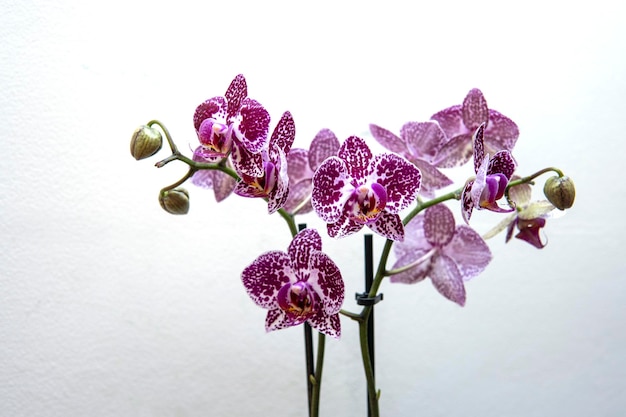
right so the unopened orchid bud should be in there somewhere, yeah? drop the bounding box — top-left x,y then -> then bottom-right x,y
130,125 -> 163,160
543,175 -> 575,210
159,188 -> 190,215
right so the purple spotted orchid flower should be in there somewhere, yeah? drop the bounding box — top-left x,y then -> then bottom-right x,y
192,74 -> 270,178
391,204 -> 492,306
483,181 -> 555,249
461,123 -> 517,223
283,129 -> 341,214
234,111 -> 296,214
431,88 -> 519,167
312,136 -> 421,241
241,228 -> 344,338
369,121 -> 453,197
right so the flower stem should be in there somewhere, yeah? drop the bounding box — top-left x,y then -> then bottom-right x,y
359,318 -> 379,417
310,332 -> 326,417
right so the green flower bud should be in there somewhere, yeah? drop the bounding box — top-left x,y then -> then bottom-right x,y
159,188 -> 190,215
130,125 -> 163,160
543,175 -> 575,210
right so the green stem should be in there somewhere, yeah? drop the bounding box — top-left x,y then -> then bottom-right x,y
507,167 -> 565,189
310,332 -> 326,417
360,318 -> 379,417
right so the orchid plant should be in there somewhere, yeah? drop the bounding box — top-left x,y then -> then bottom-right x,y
130,74 -> 575,417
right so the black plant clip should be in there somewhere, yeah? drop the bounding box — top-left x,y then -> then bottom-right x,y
355,292 -> 383,306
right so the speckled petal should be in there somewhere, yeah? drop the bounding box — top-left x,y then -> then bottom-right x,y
327,212 -> 364,238
193,97 -> 227,131
424,204 -> 455,247
432,134 -> 473,168
309,129 -> 341,171
413,159 -> 453,196
287,148 -> 314,184
389,251 -> 431,284
461,180 -> 475,224
231,142 -> 264,177
484,110 -> 519,153
312,157 -> 353,223
265,308 -> 296,333
283,178 -> 313,214
430,105 -> 467,139
429,253 -> 466,306
471,157 -> 489,208
270,111 -> 296,157
308,310 -> 341,338
394,215 -> 430,259
242,251 -> 292,309
472,123 -> 486,174
487,150 -> 516,179
369,123 -> 407,154
288,229 -> 323,272
368,153 -> 421,212
462,88 -> 489,130
306,251 -> 344,315
368,211 -> 405,241
234,98 -> 270,153
402,121 -> 447,160
225,74 -> 248,121
443,225 -> 492,280
338,136 -> 372,181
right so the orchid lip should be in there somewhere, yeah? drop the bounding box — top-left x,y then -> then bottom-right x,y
345,182 -> 388,224
480,173 -> 508,207
199,119 -> 233,154
277,281 -> 317,324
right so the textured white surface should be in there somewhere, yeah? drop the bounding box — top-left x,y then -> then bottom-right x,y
1,1 -> 624,416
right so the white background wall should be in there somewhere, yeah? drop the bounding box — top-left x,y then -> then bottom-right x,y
1,1 -> 624,416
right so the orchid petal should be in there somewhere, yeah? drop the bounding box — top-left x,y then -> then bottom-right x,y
368,153 -> 421,212
287,148 -> 314,184
242,251 -> 292,309
265,308 -> 295,333
224,74 -> 248,121
369,123 -> 407,154
461,180 -> 475,224
389,251 -> 431,284
402,121 -> 447,160
508,182 -> 532,207
472,123 -> 486,173
412,159 -> 453,196
338,136 -> 372,181
432,133 -> 473,168
312,157 -> 353,223
487,150 -> 516,179
308,310 -> 341,338
424,204 -> 455,247
443,226 -> 492,280
430,105 -> 467,139
484,110 -> 519,153
288,229 -> 323,272
283,179 -> 313,214
270,111 -> 296,156
307,251 -> 344,315
309,129 -> 341,171
394,215 -> 430,259
234,98 -> 270,153
327,212 -> 364,238
193,97 -> 228,131
368,211 -> 405,242
462,88 -> 489,130
231,142 -> 264,177
429,253 -> 466,306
